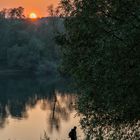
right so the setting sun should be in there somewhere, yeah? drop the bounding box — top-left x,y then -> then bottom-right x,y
29,13 -> 37,19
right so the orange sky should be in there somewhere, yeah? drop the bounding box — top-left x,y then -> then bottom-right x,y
0,0 -> 59,17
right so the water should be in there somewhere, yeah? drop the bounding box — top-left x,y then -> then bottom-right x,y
0,75 -> 85,140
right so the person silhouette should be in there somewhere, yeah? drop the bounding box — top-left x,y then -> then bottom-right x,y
69,126 -> 77,140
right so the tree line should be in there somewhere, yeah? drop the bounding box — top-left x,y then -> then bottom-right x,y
0,7 -> 63,74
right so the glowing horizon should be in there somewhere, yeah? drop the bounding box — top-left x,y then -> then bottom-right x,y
29,13 -> 37,19
0,0 -> 59,17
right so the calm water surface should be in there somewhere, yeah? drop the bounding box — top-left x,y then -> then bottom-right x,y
0,75 -> 85,140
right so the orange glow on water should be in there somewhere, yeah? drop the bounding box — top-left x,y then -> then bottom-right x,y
0,93 -> 85,140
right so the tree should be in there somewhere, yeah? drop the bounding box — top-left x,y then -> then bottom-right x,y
0,7 -> 61,73
0,9 -> 7,19
8,7 -> 25,19
47,4 -> 59,17
57,0 -> 140,131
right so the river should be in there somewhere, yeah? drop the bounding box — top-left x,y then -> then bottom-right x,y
0,75 -> 85,140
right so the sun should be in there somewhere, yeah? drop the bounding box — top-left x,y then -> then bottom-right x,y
29,13 -> 37,19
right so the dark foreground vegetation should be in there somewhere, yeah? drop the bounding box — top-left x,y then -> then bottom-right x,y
0,7 -> 63,75
57,0 -> 140,139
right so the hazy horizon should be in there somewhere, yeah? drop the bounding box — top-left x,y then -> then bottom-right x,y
0,0 -> 59,17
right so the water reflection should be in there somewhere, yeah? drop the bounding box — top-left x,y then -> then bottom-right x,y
0,75 -> 84,140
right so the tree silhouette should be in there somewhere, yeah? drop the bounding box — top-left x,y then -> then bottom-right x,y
8,7 -> 25,19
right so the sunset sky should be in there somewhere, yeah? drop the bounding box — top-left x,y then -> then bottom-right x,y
0,0 -> 59,17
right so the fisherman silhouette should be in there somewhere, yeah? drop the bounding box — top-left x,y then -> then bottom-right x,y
69,126 -> 77,140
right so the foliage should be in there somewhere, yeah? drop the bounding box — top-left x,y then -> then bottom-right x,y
0,7 -> 63,74
57,0 -> 140,138
80,117 -> 140,140
0,7 -> 25,19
